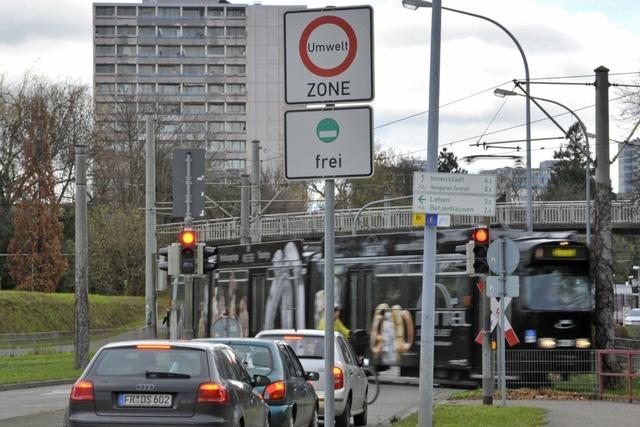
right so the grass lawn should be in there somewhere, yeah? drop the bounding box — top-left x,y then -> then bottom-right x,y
393,405 -> 545,427
0,351 -> 87,385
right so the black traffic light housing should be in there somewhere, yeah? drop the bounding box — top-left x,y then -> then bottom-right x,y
179,228 -> 197,275
197,243 -> 218,275
471,227 -> 490,275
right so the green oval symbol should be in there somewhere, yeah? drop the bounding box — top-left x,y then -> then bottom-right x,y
316,118 -> 340,143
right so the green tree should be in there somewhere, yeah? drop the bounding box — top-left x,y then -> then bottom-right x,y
437,147 -> 467,173
539,122 -> 594,201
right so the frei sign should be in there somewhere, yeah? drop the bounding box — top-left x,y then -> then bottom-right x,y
284,6 -> 374,105
285,106 -> 373,180
412,172 -> 497,217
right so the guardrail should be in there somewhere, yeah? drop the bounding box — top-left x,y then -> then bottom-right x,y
596,349 -> 640,402
157,200 -> 639,241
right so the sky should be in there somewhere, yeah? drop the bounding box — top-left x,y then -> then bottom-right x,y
1,0 -> 639,190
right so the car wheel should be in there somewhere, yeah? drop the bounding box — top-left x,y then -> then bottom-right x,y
308,406 -> 319,427
353,396 -> 367,426
335,395 -> 351,427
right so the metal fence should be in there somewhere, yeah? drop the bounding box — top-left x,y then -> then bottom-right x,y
0,328 -> 146,356
499,349 -> 597,395
596,350 -> 640,402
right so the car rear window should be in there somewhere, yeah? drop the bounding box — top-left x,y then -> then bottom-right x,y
89,347 -> 208,378
261,335 -> 324,359
227,344 -> 275,378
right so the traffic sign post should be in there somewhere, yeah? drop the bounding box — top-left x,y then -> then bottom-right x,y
412,172 -> 496,216
285,106 -> 373,180
284,6 -> 374,105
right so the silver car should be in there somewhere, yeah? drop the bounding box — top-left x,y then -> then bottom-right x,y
624,308 -> 640,326
257,329 -> 368,427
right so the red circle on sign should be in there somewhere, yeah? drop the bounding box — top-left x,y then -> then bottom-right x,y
298,15 -> 358,78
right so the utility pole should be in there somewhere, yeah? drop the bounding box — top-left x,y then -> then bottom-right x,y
593,66 -> 615,354
74,144 -> 89,369
240,173 -> 250,244
145,115 -> 157,339
251,140 -> 261,243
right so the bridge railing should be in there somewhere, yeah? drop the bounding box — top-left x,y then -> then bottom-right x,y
157,200 -> 638,240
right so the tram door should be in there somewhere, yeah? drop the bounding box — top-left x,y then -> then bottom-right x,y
346,268 -> 373,332
250,272 -> 267,336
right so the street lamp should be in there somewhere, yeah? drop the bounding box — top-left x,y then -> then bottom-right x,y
401,0 -> 533,233
494,88 -> 592,245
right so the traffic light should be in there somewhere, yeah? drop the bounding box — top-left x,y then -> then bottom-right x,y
158,243 -> 180,276
471,227 -> 490,275
197,243 -> 218,275
179,228 -> 197,275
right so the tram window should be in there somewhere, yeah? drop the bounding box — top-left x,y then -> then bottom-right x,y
374,263 -> 402,277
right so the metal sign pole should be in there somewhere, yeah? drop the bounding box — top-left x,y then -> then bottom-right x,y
324,179 -> 336,427
499,238 -> 507,406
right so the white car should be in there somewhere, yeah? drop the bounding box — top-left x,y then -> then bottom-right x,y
624,309 -> 640,326
256,329 -> 368,427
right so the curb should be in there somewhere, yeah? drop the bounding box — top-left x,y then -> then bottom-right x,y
0,379 -> 75,392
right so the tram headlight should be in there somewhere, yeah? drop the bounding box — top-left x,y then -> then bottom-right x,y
538,338 -> 557,349
575,338 -> 591,349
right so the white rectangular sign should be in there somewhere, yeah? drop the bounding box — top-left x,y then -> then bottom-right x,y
285,106 -> 373,180
412,172 -> 497,216
284,6 -> 374,105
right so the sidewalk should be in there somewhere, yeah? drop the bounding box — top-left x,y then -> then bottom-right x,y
446,399 -> 640,427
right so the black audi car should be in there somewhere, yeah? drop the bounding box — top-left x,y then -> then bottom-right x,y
64,340 -> 271,426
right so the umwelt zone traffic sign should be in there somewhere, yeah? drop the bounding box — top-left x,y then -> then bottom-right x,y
285,106 -> 373,180
284,6 -> 374,105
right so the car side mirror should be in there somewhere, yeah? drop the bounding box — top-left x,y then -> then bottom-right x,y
252,374 -> 271,387
305,371 -> 319,381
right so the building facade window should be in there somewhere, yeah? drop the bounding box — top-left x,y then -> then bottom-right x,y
184,84 -> 205,94
207,26 -> 225,37
138,45 -> 156,56
183,7 -> 204,18
207,45 -> 224,56
96,83 -> 114,94
183,64 -> 205,75
208,64 -> 224,75
159,122 -> 180,133
117,26 -> 136,36
158,45 -> 180,56
139,84 -> 155,94
96,26 -> 115,36
226,159 -> 246,170
208,84 -> 224,94
95,45 -> 115,55
226,140 -> 246,151
117,45 -> 136,56
158,26 -> 179,37
158,7 -> 180,18
226,27 -> 246,38
95,6 -> 115,16
138,26 -> 156,37
117,6 -> 136,16
96,64 -> 115,74
158,64 -> 180,75
184,103 -> 205,114
117,83 -> 135,94
183,122 -> 206,133
225,121 -> 246,132
138,7 -> 155,16
158,84 -> 180,94
138,64 -> 156,74
227,46 -> 246,57
182,26 -> 205,38
208,103 -> 224,114
207,140 -> 225,152
139,103 -> 156,114
226,103 -> 246,114
183,45 -> 205,56
207,7 -> 224,17
226,64 -> 245,76
158,103 -> 181,114
226,83 -> 246,94
227,8 -> 246,17
209,121 -> 224,132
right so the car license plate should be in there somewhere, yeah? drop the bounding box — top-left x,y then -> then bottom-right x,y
118,393 -> 172,408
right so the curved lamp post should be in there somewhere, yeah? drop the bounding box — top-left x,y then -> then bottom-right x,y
402,0 -> 533,233
494,88 -> 591,246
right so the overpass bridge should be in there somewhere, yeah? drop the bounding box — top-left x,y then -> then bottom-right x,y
157,200 -> 640,243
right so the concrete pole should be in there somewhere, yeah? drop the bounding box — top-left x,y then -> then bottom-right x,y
74,144 -> 90,369
251,140 -> 261,243
593,66 -> 615,352
145,115 -> 157,339
240,173 -> 250,244
324,179 -> 336,427
419,1 -> 441,425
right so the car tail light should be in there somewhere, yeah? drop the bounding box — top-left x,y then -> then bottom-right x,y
70,379 -> 94,401
333,367 -> 344,390
264,381 -> 286,401
197,382 -> 229,404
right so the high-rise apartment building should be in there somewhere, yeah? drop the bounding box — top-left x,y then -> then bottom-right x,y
93,0 -> 303,176
618,139 -> 640,195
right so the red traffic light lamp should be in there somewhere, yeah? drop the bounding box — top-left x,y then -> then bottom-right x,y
472,227 -> 489,244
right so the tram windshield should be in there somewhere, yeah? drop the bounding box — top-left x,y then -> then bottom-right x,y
520,264 -> 591,310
